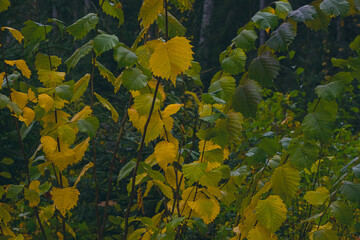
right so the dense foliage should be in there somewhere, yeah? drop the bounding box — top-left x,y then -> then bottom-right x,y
1,0 -> 360,239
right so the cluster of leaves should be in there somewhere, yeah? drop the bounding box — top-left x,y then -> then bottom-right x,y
1,0 -> 360,239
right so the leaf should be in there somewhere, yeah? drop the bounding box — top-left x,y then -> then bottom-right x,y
67,13 -> 98,40
353,163 -> 360,178
271,164 -> 300,202
188,198 -> 220,224
221,48 -> 247,75
310,229 -> 338,240
35,53 -> 62,71
0,205 -> 11,225
0,0 -> 10,12
71,106 -> 92,122
248,51 -> 280,87
93,34 -> 119,56
65,40 -> 93,70
182,162 -> 207,182
251,11 -> 278,30
266,22 -> 296,52
133,93 -> 161,115
38,94 -> 54,112
255,195 -> 287,232
51,187 -> 80,217
315,80 -> 348,100
320,0 -> 350,16
305,2 -> 331,31
113,45 -> 138,67
247,225 -> 275,240
119,68 -> 148,91
72,138 -> 90,163
74,162 -> 94,186
157,11 -> 186,38
303,111 -> 334,142
275,1 -> 293,19
231,79 -> 262,118
139,0 -> 163,28
288,139 -> 319,169
21,20 -> 52,46
330,201 -> 353,225
118,159 -> 136,182
149,36 -> 194,85
38,69 -> 66,88
94,92 -> 119,122
95,61 -> 116,85
4,60 -> 31,78
208,74 -> 236,101
1,27 -> 24,43
341,181 -> 360,202
154,141 -> 177,170
232,30 -> 258,51
72,74 -> 90,102
288,5 -> 317,22
10,90 -> 28,109
6,185 -> 24,199
152,180 -> 173,199
78,116 -> 99,138
19,107 -> 35,127
55,83 -> 74,102
101,0 -> 124,26
304,187 -> 330,206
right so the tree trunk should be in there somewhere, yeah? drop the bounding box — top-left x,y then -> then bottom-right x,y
259,0 -> 266,45
199,0 -> 214,47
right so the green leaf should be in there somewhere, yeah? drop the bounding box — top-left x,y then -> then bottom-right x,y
185,61 -> 202,87
93,34 -> 120,56
288,5 -> 317,22
48,18 -> 66,37
208,73 -> 236,101
65,40 -> 94,70
0,0 -> 10,12
67,13 -> 99,40
315,80 -> 348,100
231,79 -> 262,118
311,229 -> 339,240
248,51 -> 280,87
232,30 -> 258,51
251,11 -> 278,30
72,74 -> 90,102
0,93 -> 10,109
320,0 -> 350,16
221,48 -> 247,75
0,205 -> 11,224
157,11 -> 186,38
78,116 -> 99,138
288,139 -> 319,169
101,0 -> 124,26
0,172 -> 11,178
255,195 -> 287,232
55,82 -> 74,102
21,20 -> 52,46
182,162 -> 207,182
353,163 -> 360,178
6,185 -> 24,199
350,35 -> 360,53
303,111 -> 334,142
341,181 -> 360,202
266,22 -> 296,52
330,201 -> 353,225
275,1 -> 293,19
305,2 -> 331,31
113,45 -> 138,67
1,158 -> 14,165
119,68 -> 148,91
245,147 -> 267,164
94,92 -> 119,122
271,164 -> 300,202
118,159 -> 136,182
96,60 -> 116,85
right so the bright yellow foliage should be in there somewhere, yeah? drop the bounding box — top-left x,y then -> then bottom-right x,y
4,60 -> 31,78
50,147 -> 77,172
1,27 -> 24,44
72,137 -> 90,163
38,69 -> 66,87
162,103 -> 182,118
139,0 -> 163,28
188,198 -> 220,224
71,106 -> 92,122
149,37 -> 193,85
154,141 -> 177,169
304,186 -> 330,206
41,136 -> 58,155
51,187 -> 80,217
38,94 -> 54,112
0,72 -> 4,89
248,225 -> 278,240
10,90 -> 28,109
74,161 -> 93,186
19,107 -> 35,126
27,88 -> 37,102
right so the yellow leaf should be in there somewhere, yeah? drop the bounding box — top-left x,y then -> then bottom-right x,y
149,36 -> 194,85
57,232 -> 64,240
14,234 -> 24,240
152,180 -> 173,199
27,88 -> 37,102
72,74 -> 90,102
94,92 -> 119,122
139,0 -> 163,28
5,60 -> 31,78
51,187 -> 80,217
304,186 -> 330,206
38,69 -> 66,87
38,94 -> 54,112
165,166 -> 185,190
188,198 -> 220,224
71,106 -> 92,122
41,136 -> 58,155
154,141 -> 177,169
42,110 -> 70,129
162,104 -> 182,118
0,72 -> 4,89
10,89 -> 28,109
25,181 -> 41,207
248,225 -> 278,240
255,195 -> 287,232
2,27 -> 24,44
19,107 -> 35,126
74,161 -> 93,186
50,147 -> 76,172
148,78 -> 166,100
72,137 -> 90,163
35,53 -> 62,71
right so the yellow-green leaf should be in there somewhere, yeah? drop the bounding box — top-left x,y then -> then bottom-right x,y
38,94 -> 54,112
51,187 -> 80,217
271,163 -> 300,201
0,0 -> 10,12
154,141 -> 177,169
152,180 -> 173,199
248,225 -> 277,240
38,69 -> 66,87
94,92 -> 119,122
74,162 -> 93,186
5,60 -> 31,78
72,74 -> 90,102
139,0 -> 163,28
149,37 -> 193,85
188,198 -> 220,224
255,195 -> 287,232
304,186 -> 329,206
1,27 -> 23,43
35,53 -> 62,71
